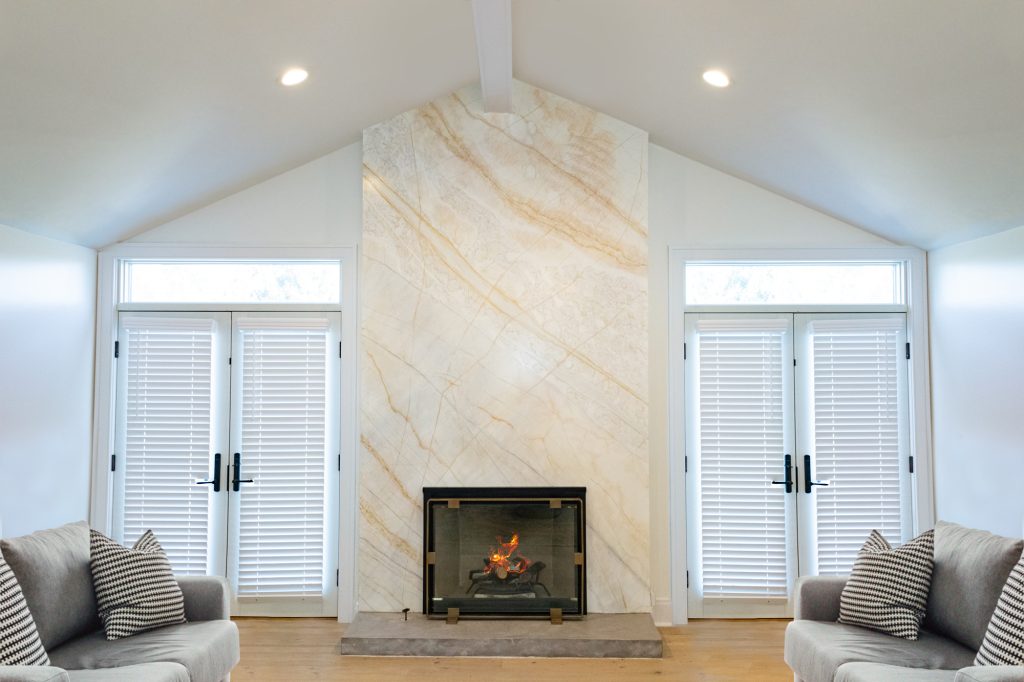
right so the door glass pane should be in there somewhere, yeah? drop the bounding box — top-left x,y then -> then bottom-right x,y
120,316 -> 217,574
694,318 -> 790,597
234,317 -> 331,597
807,317 -> 907,574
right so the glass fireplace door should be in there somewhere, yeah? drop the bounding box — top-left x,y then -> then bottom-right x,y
423,488 -> 586,618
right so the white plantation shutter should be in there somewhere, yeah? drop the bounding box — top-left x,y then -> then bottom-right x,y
806,316 -> 908,575
234,317 -> 332,597
693,317 -> 792,598
119,316 -> 219,575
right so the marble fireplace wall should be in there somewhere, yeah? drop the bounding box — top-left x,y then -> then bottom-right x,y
360,81 -> 649,612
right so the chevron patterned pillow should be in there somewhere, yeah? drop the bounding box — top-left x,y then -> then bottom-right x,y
89,530 -> 186,640
0,550 -> 49,665
838,529 -> 935,640
976,551 -> 1024,666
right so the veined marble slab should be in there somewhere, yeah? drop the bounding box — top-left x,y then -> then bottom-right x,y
360,80 -> 649,612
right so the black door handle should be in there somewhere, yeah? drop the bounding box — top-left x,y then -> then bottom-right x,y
196,452 -> 221,492
771,454 -> 793,493
232,452 -> 254,492
803,454 -> 830,493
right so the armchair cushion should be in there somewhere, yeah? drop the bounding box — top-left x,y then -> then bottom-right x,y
0,523 -> 99,651
836,662 -> 957,682
0,667 -> 69,682
48,620 -> 238,682
927,521 -> 1024,651
955,666 -> 1024,682
785,620 -> 975,682
67,663 -> 190,682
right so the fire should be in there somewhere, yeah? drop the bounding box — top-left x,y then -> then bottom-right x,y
484,533 -> 530,578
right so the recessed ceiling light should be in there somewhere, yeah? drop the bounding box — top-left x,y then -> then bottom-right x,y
280,68 -> 309,87
702,69 -> 731,88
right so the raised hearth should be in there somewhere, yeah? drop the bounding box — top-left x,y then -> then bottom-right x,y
339,612 -> 662,658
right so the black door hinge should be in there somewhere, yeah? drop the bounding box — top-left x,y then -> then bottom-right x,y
684,456 -> 688,474
339,341 -> 343,358
906,342 -> 911,360
336,569 -> 339,587
113,341 -> 119,358
686,570 -> 690,589
110,454 -> 116,472
909,455 -> 915,474
228,357 -> 232,366
338,454 -> 341,472
683,342 -> 687,360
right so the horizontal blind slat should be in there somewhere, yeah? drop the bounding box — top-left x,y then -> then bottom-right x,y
122,317 -> 216,576
696,321 -> 789,598
236,322 -> 330,598
810,320 -> 905,576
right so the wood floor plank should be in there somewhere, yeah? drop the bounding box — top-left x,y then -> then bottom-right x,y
231,617 -> 792,681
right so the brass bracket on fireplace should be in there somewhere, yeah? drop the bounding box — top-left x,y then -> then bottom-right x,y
549,499 -> 562,509
574,552 -> 584,566
447,499 -> 460,509
446,608 -> 459,625
425,551 -> 436,565
549,608 -> 563,625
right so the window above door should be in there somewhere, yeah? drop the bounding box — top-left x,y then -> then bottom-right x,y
685,261 -> 905,306
120,259 -> 341,305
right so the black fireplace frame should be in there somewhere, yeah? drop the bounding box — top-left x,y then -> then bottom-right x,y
422,486 -> 587,619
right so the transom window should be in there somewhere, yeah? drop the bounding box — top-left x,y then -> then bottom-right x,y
685,261 -> 905,306
120,260 -> 341,304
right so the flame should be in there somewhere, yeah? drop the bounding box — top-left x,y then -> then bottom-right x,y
484,533 -> 530,576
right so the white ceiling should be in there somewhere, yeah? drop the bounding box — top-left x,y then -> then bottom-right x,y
2,0 -> 1023,249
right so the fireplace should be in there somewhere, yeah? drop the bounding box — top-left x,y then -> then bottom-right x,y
423,487 -> 586,621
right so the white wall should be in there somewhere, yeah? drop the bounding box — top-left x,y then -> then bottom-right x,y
929,225 -> 1024,538
647,144 -> 893,621
126,142 -> 362,247
0,224 -> 96,537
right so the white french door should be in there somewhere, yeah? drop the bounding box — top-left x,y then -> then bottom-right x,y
113,311 -> 341,616
684,312 -> 912,618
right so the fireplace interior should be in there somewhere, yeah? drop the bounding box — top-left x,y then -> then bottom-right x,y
423,487 -> 586,621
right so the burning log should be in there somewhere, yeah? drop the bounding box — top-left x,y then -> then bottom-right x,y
466,533 -> 551,597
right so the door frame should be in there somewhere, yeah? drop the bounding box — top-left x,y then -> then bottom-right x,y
91,244 -> 360,622
667,247 -> 933,625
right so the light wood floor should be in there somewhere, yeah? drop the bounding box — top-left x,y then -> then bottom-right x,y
232,617 -> 792,681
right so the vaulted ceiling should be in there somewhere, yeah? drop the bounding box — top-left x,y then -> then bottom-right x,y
2,0 -> 1022,249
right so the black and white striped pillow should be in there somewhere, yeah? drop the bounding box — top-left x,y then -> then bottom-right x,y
0,550 -> 49,666
838,529 -> 935,640
89,530 -> 186,640
976,552 -> 1024,666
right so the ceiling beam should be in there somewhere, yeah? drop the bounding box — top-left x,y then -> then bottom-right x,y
471,0 -> 513,113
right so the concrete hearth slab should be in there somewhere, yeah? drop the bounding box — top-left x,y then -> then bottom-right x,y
339,612 -> 662,658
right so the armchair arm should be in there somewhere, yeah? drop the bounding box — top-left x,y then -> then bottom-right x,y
794,575 -> 848,621
0,667 -> 69,682
177,574 -> 232,621
955,667 -> 1024,682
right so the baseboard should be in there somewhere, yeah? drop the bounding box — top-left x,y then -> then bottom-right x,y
652,598 -> 675,627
